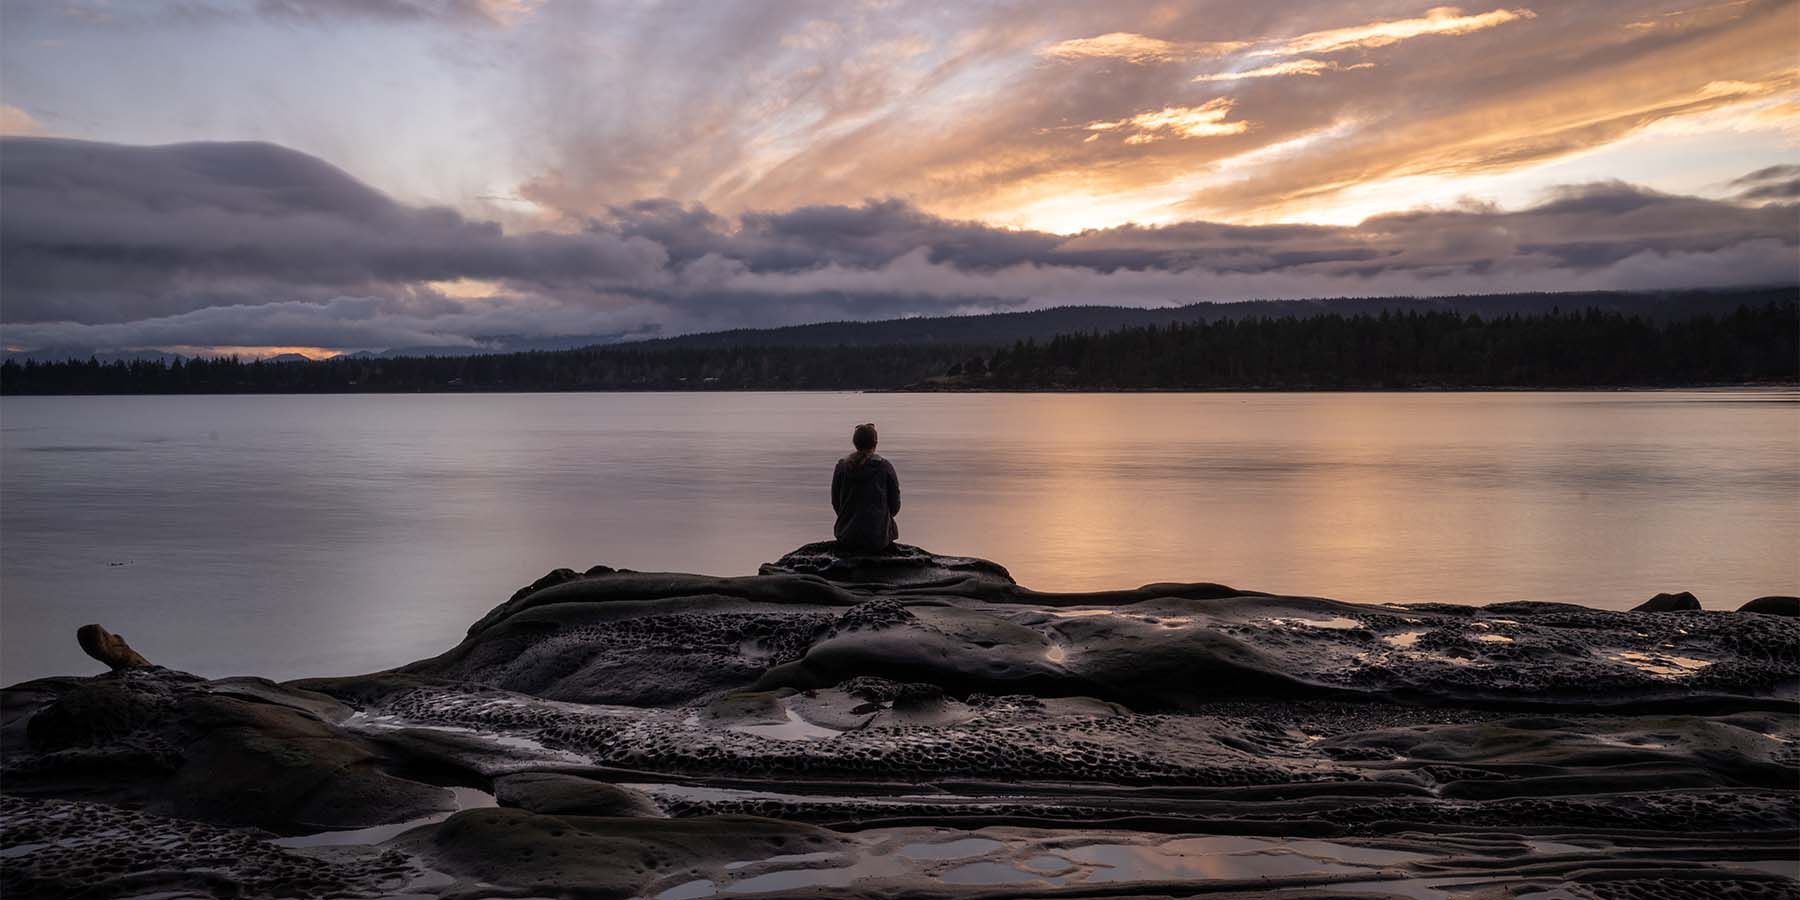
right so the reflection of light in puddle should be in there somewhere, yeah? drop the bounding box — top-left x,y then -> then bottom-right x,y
941,861 -> 1048,885
1383,631 -> 1425,648
726,851 -> 840,870
345,713 -> 586,762
1070,842 -> 1337,881
1608,651 -> 1714,678
272,786 -> 495,848
729,708 -> 842,741
899,838 -> 1003,860
658,879 -> 718,900
1472,634 -> 1514,644
1271,617 -> 1362,630
1589,735 -> 1668,749
724,867 -> 858,893
1045,644 -> 1067,663
1047,608 -> 1201,629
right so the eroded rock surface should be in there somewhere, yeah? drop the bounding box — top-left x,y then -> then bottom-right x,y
3,543 -> 1795,898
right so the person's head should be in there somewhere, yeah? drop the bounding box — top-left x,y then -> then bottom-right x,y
852,423 -> 878,453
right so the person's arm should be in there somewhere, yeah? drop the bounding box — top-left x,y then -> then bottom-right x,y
831,461 -> 845,516
886,463 -> 901,515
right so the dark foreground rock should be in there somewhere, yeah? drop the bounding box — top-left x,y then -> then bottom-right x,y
1742,595 -> 1800,616
1633,590 -> 1702,612
3,542 -> 1796,899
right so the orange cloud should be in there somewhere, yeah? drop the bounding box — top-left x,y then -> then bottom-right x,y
0,105 -> 44,136
1085,99 -> 1250,143
1252,6 -> 1537,56
1191,59 -> 1372,81
1039,31 -> 1247,63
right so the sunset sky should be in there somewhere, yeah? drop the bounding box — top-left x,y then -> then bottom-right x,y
1,0 -> 1795,356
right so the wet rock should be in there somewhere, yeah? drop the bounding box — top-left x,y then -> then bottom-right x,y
761,540 -> 1016,588
2,666 -> 453,834
1,795 -> 422,899
1634,591 -> 1702,612
1740,595 -> 1800,617
493,772 -> 663,817
396,808 -> 847,898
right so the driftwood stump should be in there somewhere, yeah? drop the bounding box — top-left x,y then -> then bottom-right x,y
76,624 -> 152,670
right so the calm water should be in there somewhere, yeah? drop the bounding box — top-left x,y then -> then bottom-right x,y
3,391 -> 1796,684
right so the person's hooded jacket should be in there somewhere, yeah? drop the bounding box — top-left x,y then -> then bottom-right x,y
831,452 -> 900,550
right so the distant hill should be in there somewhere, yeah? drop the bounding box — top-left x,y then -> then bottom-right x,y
4,292 -> 1793,394
630,287 -> 1795,351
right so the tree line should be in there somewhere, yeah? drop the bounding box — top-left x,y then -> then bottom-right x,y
2,302 -> 1793,394
956,302 -> 1798,390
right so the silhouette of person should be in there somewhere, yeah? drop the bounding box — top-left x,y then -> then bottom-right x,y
832,423 -> 901,551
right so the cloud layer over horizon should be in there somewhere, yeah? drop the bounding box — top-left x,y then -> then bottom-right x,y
2,136 -> 1793,356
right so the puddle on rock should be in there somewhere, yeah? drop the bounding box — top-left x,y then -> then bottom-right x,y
898,838 -> 1004,861
729,707 -> 843,741
1271,616 -> 1362,630
722,866 -> 858,894
1068,838 -> 1376,882
940,861 -> 1052,885
271,786 -> 495,848
726,851 -> 841,870
1607,650 -> 1714,678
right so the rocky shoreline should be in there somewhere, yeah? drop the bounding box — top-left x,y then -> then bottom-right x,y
3,544 -> 1797,899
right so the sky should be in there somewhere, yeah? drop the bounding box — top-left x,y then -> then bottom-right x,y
0,0 -> 1795,357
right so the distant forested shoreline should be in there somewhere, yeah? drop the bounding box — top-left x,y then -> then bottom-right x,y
3,302 -> 1794,394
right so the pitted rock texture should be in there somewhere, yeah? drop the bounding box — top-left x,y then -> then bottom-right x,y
0,795 -> 422,899
2,545 -> 1795,898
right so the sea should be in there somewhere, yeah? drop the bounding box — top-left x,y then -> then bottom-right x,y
3,390 -> 1795,684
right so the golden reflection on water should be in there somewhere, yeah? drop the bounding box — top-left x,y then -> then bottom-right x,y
1,390 -> 1795,683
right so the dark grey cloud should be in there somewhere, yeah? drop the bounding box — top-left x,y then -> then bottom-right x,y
1732,164 -> 1800,201
1,138 -> 665,323
1,137 -> 1793,354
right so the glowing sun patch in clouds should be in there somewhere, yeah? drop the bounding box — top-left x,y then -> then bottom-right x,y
1086,98 -> 1249,144
425,278 -> 513,299
0,105 -> 44,135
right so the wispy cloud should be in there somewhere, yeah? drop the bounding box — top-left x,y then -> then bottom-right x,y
1085,99 -> 1250,143
1192,59 -> 1371,82
0,0 -> 1793,276
1039,32 -> 1247,63
1251,6 -> 1536,56
1041,6 -> 1536,66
